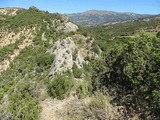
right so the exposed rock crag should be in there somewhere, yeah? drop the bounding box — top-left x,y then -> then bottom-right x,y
0,8 -> 23,16
48,34 -> 96,77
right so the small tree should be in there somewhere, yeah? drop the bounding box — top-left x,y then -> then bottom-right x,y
48,75 -> 74,99
156,31 -> 160,38
72,63 -> 83,78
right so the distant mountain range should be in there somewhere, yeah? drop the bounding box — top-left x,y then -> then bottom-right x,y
67,10 -> 151,25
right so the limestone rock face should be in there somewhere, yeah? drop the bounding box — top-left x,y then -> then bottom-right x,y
64,22 -> 78,32
48,34 -> 97,77
49,37 -> 76,76
51,15 -> 78,33
0,8 -> 23,16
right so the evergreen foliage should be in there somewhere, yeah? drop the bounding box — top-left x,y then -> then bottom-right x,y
156,31 -> 160,38
72,63 -> 83,78
104,32 -> 160,118
48,75 -> 75,100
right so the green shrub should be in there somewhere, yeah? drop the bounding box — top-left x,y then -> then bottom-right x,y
36,52 -> 55,69
48,75 -> 75,99
82,32 -> 88,37
72,49 -> 78,61
76,81 -> 90,99
84,56 -> 91,61
83,63 -> 92,73
156,31 -> 160,38
91,45 -> 100,55
76,39 -> 83,45
89,92 -> 109,109
63,31 -> 75,37
72,63 -> 83,78
7,81 -> 41,120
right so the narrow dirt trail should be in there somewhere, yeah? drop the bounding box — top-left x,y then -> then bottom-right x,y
39,97 -> 76,120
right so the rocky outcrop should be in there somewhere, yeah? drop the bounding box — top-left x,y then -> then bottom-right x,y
0,27 -> 36,47
0,8 -> 23,16
64,22 -> 79,33
51,15 -> 78,33
0,27 -> 36,73
49,37 -> 76,76
48,34 -> 96,77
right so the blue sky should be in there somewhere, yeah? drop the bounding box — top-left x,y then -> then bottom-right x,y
0,0 -> 160,14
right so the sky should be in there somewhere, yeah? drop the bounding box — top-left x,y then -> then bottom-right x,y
0,0 -> 160,14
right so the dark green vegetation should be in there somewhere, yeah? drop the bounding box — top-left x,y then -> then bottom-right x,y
104,32 -> 160,119
48,75 -> 75,100
157,31 -> 160,38
82,15 -> 160,119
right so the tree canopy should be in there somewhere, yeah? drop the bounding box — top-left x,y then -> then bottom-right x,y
103,32 -> 160,118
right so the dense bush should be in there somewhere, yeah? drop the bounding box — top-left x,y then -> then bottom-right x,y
36,52 -> 55,69
104,32 -> 160,119
7,81 -> 40,120
48,75 -> 75,99
156,31 -> 160,38
72,63 -> 83,78
91,42 -> 100,55
72,49 -> 78,61
76,81 -> 90,99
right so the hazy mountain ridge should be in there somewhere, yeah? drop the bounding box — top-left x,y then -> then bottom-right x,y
67,10 -> 151,25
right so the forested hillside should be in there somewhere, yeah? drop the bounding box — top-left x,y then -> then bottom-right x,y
0,7 -> 101,119
0,7 -> 160,120
83,15 -> 160,52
